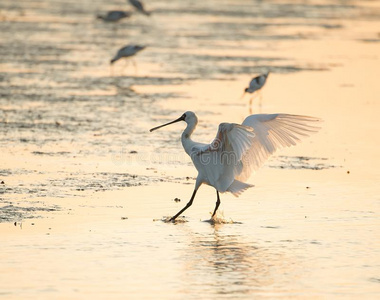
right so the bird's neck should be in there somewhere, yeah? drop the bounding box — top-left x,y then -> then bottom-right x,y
181,122 -> 197,154
182,122 -> 196,139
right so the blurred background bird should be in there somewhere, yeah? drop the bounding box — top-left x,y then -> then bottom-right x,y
97,10 -> 131,22
128,0 -> 151,16
110,44 -> 146,74
242,72 -> 270,113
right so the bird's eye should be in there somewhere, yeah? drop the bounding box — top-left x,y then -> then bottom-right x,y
182,113 -> 186,119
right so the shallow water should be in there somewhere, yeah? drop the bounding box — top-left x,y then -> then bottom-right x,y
1,0 -> 380,299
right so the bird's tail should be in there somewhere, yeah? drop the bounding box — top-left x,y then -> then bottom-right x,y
227,180 -> 254,197
110,57 -> 118,64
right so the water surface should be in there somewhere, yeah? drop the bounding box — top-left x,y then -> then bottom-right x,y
1,0 -> 379,299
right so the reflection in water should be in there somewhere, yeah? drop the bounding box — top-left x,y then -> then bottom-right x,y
178,225 -> 288,297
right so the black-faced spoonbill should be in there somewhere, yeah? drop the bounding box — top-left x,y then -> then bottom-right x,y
150,111 -> 321,222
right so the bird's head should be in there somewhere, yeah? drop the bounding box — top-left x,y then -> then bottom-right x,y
182,111 -> 198,126
135,45 -> 146,52
149,111 -> 197,132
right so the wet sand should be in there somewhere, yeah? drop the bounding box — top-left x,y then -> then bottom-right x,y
1,0 -> 380,299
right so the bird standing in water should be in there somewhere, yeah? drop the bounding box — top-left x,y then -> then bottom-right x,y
150,111 -> 320,221
97,11 -> 131,22
128,0 -> 150,16
242,72 -> 270,113
110,45 -> 146,73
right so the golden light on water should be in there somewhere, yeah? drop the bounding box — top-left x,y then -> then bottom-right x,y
1,0 -> 380,299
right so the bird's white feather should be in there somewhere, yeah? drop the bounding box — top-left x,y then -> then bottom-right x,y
190,122 -> 256,194
227,180 -> 254,197
237,113 -> 321,181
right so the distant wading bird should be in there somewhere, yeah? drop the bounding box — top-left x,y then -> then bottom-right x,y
150,111 -> 321,222
242,72 -> 270,113
110,45 -> 146,73
128,0 -> 150,16
97,11 -> 131,22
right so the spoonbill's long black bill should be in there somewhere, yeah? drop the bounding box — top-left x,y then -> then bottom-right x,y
149,115 -> 185,132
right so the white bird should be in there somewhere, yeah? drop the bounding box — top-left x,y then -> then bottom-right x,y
110,44 -> 146,65
128,0 -> 150,16
97,11 -> 131,22
150,111 -> 321,221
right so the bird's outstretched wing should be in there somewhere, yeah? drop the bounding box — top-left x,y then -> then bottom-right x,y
237,114 -> 321,181
193,123 -> 255,162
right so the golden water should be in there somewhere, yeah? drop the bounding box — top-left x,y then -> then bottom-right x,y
1,0 -> 379,299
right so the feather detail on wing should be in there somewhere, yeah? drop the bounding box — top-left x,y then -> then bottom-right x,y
237,114 -> 322,182
227,180 -> 254,197
190,122 -> 256,193
215,123 -> 256,162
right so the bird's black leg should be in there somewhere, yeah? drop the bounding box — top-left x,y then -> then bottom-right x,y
211,191 -> 221,218
170,189 -> 198,222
